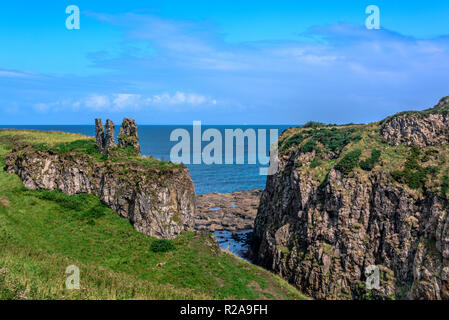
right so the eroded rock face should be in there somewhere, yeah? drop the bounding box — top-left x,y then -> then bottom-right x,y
95,119 -> 105,151
118,118 -> 141,155
104,119 -> 117,151
95,118 -> 117,155
380,97 -> 449,147
5,149 -> 196,239
253,145 -> 449,300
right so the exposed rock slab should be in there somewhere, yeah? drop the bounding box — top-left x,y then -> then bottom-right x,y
195,189 -> 262,232
380,96 -> 449,147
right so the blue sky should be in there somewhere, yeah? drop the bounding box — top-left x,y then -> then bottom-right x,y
1,1 -> 449,124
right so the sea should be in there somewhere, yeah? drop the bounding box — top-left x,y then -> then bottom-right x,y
1,124 -> 292,260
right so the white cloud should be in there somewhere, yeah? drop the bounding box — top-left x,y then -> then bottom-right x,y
112,93 -> 142,110
85,95 -> 110,110
33,103 -> 51,113
33,91 -> 217,113
0,69 -> 32,78
149,92 -> 207,106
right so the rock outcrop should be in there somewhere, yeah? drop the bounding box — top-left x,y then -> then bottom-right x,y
195,189 -> 262,232
380,96 -> 449,147
253,96 -> 449,300
118,118 -> 141,156
5,148 -> 196,239
95,118 -> 117,155
95,119 -> 105,151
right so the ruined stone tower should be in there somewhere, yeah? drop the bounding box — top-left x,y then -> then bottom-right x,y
95,118 -> 117,155
95,118 -> 141,156
118,118 -> 141,156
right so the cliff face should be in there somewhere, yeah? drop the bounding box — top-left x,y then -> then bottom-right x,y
5,148 -> 196,239
380,97 -> 449,147
254,97 -> 449,300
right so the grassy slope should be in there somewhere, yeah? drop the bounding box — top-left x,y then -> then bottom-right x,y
0,129 -> 307,300
0,129 -> 182,169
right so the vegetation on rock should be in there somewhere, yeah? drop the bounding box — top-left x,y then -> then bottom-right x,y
255,96 -> 449,300
335,149 -> 362,175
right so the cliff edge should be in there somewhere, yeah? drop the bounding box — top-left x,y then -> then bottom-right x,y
254,96 -> 449,300
3,120 -> 196,239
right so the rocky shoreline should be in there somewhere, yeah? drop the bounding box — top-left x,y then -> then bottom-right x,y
195,189 -> 262,232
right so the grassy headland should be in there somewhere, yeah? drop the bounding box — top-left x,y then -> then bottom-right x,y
0,129 -> 307,300
279,115 -> 449,198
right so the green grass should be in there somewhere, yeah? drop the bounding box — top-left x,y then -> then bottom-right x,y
0,129 -> 183,170
0,132 -> 307,300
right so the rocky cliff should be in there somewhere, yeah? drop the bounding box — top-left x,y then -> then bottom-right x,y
253,96 -> 449,300
380,96 -> 449,147
4,121 -> 196,239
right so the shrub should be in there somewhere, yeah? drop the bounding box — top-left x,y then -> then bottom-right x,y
32,190 -> 107,221
335,149 -> 362,175
34,190 -> 85,210
281,133 -> 304,151
310,158 -> 321,169
302,121 -> 326,129
301,128 -> 361,154
391,146 -> 439,189
360,149 -> 381,171
150,239 -> 175,253
302,139 -> 318,153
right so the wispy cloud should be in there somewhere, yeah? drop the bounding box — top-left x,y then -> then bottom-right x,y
33,92 -> 217,113
0,69 -> 33,78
